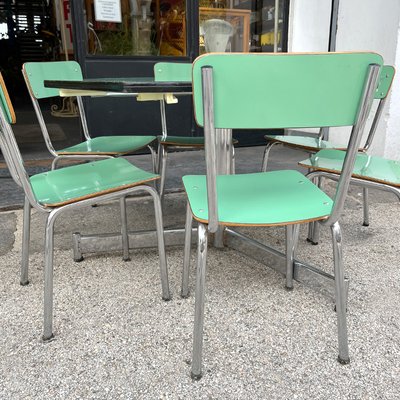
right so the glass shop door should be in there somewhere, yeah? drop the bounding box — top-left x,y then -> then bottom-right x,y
70,0 -> 289,145
71,0 -> 197,140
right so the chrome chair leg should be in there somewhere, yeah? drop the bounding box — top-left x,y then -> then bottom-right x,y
148,144 -> 157,174
120,196 -> 130,261
191,222 -> 208,380
307,220 -> 320,245
159,145 -> 168,197
230,145 -> 235,174
285,224 -> 300,290
362,187 -> 370,226
181,202 -> 193,298
20,196 -> 31,286
261,142 -> 278,172
51,156 -> 61,170
307,176 -> 322,245
145,186 -> 170,301
43,209 -> 59,341
331,222 -> 350,364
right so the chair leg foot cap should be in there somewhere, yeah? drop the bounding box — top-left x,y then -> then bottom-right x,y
334,305 -> 348,313
362,223 -> 369,227
74,257 -> 84,263
191,372 -> 203,381
285,285 -> 294,291
306,238 -> 319,245
181,293 -> 190,299
123,257 -> 131,262
20,280 -> 29,286
42,334 -> 55,343
338,356 -> 350,365
162,296 -> 172,302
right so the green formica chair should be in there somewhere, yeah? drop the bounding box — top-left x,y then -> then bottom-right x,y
154,62 -> 236,195
182,52 -> 384,379
261,65 -> 394,230
0,73 -> 170,341
22,61 -> 157,170
299,148 -> 400,228
261,65 -> 394,169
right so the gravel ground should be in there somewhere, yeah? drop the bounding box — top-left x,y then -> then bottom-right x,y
0,191 -> 399,399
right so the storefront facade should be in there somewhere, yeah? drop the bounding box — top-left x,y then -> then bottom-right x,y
70,0 -> 290,145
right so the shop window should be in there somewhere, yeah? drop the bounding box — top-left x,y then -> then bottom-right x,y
199,0 -> 285,53
84,0 -> 187,56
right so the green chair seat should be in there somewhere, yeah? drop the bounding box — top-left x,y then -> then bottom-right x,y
299,149 -> 400,187
158,135 -> 205,147
30,158 -> 158,207
265,134 -> 336,152
183,170 -> 333,226
58,135 -> 156,155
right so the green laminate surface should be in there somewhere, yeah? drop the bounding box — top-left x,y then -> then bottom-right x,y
192,53 -> 383,129
299,149 -> 400,187
30,158 -> 158,206
24,61 -> 83,99
183,170 -> 333,226
375,66 -> 395,99
154,62 -> 192,82
158,135 -> 204,146
58,136 -> 156,155
265,135 -> 336,151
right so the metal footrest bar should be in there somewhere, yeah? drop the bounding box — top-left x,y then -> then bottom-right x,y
225,228 -> 349,302
72,228 -> 197,261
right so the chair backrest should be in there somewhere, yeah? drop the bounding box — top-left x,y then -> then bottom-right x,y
0,73 -> 39,207
23,61 -> 83,99
154,62 -> 192,82
22,61 -> 87,155
192,52 -> 383,231
153,62 -> 192,140
317,64 -> 394,143
363,65 -> 395,150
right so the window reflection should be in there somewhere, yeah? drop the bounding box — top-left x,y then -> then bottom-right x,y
83,0 -> 284,56
199,0 -> 284,53
85,0 -> 187,56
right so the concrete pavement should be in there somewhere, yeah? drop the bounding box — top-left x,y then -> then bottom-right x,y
0,146 -> 399,399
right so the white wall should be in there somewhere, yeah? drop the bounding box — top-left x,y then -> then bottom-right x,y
288,0 -> 331,52
288,0 -> 400,160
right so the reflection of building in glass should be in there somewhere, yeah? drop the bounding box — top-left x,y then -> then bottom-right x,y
83,0 -> 285,56
158,0 -> 186,56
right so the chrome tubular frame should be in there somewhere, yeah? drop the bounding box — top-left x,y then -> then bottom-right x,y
191,222 -> 208,380
51,154 -> 113,170
285,224 -> 300,290
159,99 -> 168,141
158,144 -> 168,196
120,196 -> 130,261
76,96 -> 91,140
41,183 -> 170,341
261,141 -> 281,172
201,66 -> 219,234
307,170 -> 400,213
322,64 -> 381,227
181,202 -> 193,298
20,196 -> 31,286
363,96 -> 387,152
331,222 -> 350,364
362,187 -> 370,226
